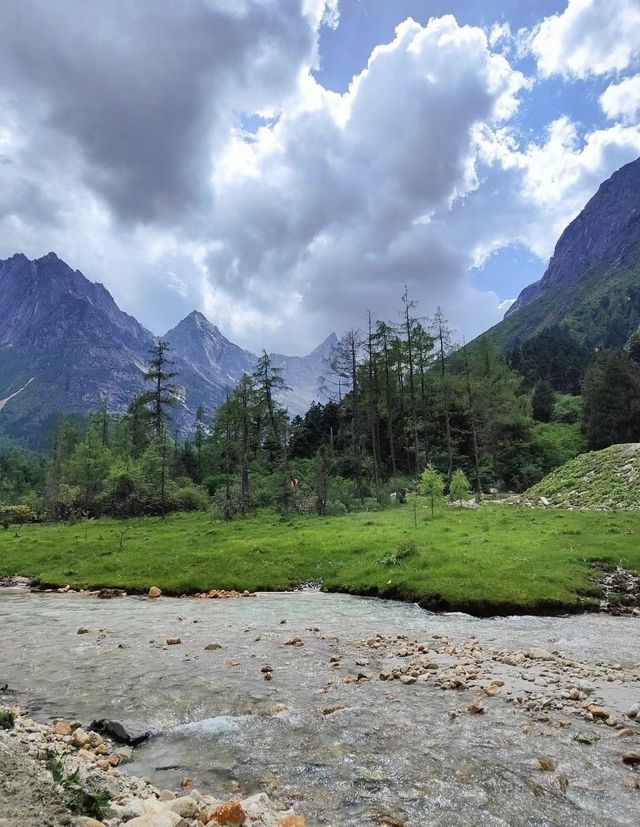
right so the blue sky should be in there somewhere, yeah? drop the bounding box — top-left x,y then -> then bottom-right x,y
0,0 -> 639,352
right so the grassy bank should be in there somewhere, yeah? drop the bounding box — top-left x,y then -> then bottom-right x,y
1,503 -> 639,615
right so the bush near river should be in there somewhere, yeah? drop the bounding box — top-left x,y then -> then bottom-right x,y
1,503 -> 639,615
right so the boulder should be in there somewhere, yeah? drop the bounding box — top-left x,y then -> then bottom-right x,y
89,719 -> 154,745
167,797 -> 198,818
148,586 -> 162,598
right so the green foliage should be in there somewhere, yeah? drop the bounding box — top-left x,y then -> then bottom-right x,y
531,380 -> 555,422
582,350 -> 640,449
176,485 -> 209,512
531,422 -> 587,475
449,469 -> 471,504
420,463 -> 444,514
0,709 -> 16,729
49,757 -> 109,819
552,394 -> 582,424
0,504 -> 37,525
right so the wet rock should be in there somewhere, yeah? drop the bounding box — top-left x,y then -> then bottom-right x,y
537,757 -> 556,772
279,817 -> 307,827
166,638 -> 181,645
204,643 -> 222,651
588,704 -> 609,719
573,731 -> 599,745
622,752 -> 640,766
400,675 -> 416,685
322,704 -> 347,716
627,703 -> 640,719
283,637 -> 303,646
148,586 -> 162,598
89,719 -> 153,745
77,627 -> 90,635
467,698 -> 485,715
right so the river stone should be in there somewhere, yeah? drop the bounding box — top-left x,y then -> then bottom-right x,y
210,800 -> 246,824
89,719 -> 154,745
126,815 -> 180,827
71,728 -> 90,748
75,819 -> 106,827
166,797 -> 198,818
528,647 -> 554,661
148,586 -> 162,598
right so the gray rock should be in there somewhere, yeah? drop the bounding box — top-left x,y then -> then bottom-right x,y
89,719 -> 155,745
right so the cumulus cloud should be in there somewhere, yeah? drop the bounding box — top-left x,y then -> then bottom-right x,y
199,15 -> 532,344
0,1 -> 639,354
0,0 -> 331,224
531,0 -> 640,78
600,74 -> 640,121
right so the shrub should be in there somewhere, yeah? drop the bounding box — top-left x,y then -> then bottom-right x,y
0,709 -> 16,729
449,469 -> 472,504
0,505 -> 37,525
325,500 -> 347,516
176,485 -> 209,512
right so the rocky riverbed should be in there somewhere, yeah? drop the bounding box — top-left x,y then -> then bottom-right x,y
1,587 -> 639,825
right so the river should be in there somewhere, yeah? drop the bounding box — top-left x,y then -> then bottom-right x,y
1,588 -> 638,825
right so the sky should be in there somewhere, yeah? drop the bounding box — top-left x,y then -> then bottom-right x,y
1,0 -> 639,355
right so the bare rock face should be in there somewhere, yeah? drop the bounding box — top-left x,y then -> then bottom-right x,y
506,156 -> 640,317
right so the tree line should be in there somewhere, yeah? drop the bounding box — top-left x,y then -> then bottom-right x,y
2,296 -> 640,523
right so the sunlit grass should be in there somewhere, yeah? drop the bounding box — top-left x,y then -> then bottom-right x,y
1,502 -> 638,614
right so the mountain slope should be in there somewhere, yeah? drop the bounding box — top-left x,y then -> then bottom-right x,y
487,156 -> 640,354
0,253 -> 155,446
0,254 -> 334,446
165,311 -> 335,416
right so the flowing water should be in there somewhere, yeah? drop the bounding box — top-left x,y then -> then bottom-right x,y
1,588 -> 639,826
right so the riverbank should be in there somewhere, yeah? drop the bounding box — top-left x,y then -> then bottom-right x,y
0,706 -> 304,827
1,506 -> 639,615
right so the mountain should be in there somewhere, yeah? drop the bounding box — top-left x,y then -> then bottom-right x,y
488,156 -> 640,354
0,253 -> 334,447
165,311 -> 334,416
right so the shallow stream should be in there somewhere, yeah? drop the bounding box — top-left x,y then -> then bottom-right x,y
1,589 -> 638,825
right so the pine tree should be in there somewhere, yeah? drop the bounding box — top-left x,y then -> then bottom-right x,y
143,340 -> 177,518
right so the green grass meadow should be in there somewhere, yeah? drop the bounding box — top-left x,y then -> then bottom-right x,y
1,503 -> 639,614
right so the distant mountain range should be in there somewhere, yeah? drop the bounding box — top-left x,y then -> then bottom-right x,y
0,252 -> 336,447
487,156 -> 640,354
3,156 -> 640,448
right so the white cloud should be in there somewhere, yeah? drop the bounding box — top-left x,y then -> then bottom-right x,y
600,74 -> 640,120
531,0 -> 640,78
1,3 -> 639,355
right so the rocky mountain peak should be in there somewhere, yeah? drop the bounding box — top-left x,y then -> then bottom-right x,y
506,156 -> 640,317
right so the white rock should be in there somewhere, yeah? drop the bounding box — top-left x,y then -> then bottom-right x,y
528,647 -> 554,661
165,796 -> 198,818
